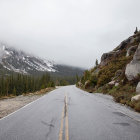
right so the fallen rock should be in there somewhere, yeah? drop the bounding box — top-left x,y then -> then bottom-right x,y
131,94 -> 140,102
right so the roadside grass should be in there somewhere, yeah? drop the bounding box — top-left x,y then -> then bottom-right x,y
0,87 -> 55,100
95,84 -> 140,113
77,84 -> 140,113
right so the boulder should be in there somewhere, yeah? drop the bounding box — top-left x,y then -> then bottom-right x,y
136,82 -> 140,94
108,80 -> 115,86
133,44 -> 140,61
125,62 -> 140,81
115,83 -> 119,87
101,51 -> 115,62
126,45 -> 137,57
125,43 -> 140,81
84,80 -> 91,89
131,94 -> 140,102
100,51 -> 117,66
77,81 -> 83,87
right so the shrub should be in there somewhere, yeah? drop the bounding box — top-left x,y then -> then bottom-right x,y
90,74 -> 98,86
97,56 -> 132,87
134,101 -> 140,112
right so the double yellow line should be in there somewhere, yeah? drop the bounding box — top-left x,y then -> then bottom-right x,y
59,94 -> 69,140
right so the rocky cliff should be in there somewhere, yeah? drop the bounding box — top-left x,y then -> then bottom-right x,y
78,29 -> 140,112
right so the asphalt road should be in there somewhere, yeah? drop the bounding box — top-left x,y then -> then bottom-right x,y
0,85 -> 140,140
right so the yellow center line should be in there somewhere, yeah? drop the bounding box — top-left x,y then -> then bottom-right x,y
58,94 -> 69,140
65,94 -> 69,140
59,105 -> 65,140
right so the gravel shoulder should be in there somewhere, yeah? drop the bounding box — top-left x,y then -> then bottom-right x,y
0,88 -> 55,119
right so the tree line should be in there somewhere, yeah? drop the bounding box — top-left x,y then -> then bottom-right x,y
0,71 -> 80,97
0,73 -> 55,97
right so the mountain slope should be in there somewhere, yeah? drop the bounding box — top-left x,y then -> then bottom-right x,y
0,43 -> 56,74
78,29 -> 140,112
0,43 -> 84,77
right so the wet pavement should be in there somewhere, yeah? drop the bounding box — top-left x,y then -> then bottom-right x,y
0,85 -> 140,140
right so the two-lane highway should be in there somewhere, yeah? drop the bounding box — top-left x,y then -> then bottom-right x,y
0,86 -> 140,140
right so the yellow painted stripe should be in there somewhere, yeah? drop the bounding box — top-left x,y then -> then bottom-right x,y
59,105 -> 65,140
65,94 -> 69,140
59,94 -> 69,140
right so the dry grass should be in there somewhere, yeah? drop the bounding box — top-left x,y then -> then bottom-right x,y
0,87 -> 55,100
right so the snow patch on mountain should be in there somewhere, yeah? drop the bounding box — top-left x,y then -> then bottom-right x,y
0,43 -> 56,74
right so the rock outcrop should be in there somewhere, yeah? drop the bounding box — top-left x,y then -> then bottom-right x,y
125,43 -> 140,81
100,35 -> 138,67
100,50 -> 120,66
131,94 -> 140,102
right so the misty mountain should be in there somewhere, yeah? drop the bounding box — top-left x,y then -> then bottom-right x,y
0,43 -> 84,77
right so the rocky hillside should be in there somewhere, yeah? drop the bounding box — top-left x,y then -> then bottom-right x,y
78,28 -> 140,112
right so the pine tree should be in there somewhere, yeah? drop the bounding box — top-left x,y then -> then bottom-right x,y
76,74 -> 79,83
13,87 -> 16,95
95,59 -> 98,66
134,27 -> 138,34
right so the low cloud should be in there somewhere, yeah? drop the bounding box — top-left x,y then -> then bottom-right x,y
0,0 -> 140,68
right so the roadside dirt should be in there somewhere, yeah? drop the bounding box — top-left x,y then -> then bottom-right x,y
0,88 -> 54,119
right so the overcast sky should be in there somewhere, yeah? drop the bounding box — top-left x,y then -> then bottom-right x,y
0,0 -> 140,68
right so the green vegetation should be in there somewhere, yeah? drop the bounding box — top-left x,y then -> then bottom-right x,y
97,56 -> 132,87
0,71 -> 80,98
0,73 -> 55,97
52,76 -> 78,86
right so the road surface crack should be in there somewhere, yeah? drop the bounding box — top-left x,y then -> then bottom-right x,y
41,118 -> 55,139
